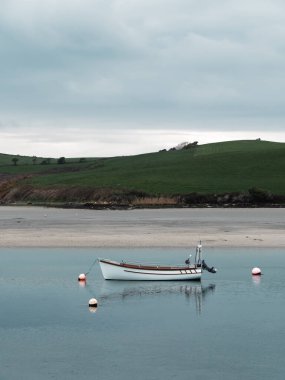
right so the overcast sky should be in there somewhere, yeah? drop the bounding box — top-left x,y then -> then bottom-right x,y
1,0 -> 285,157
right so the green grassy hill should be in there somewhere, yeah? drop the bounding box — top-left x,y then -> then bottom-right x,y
1,140 -> 285,205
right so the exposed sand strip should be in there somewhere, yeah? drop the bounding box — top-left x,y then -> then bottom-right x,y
0,206 -> 284,248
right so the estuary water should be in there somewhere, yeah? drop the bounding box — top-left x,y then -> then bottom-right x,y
0,248 -> 285,380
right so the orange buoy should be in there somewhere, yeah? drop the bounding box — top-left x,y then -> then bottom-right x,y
251,267 -> 262,276
78,273 -> 86,281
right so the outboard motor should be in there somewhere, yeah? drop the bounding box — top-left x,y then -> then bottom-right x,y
202,259 -> 217,274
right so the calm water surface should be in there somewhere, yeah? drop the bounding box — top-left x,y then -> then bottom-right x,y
0,248 -> 285,380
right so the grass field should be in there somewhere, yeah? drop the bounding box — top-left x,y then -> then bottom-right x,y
1,140 -> 285,197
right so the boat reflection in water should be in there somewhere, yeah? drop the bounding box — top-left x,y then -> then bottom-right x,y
98,283 -> 216,315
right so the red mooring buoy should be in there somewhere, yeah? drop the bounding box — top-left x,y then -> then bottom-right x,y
78,273 -> 86,281
251,267 -> 262,276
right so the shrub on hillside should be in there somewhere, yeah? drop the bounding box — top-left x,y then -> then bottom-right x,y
248,187 -> 273,203
57,157 -> 66,164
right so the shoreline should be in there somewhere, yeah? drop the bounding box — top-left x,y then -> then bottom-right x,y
0,206 -> 284,248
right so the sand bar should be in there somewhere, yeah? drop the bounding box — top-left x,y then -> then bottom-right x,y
0,206 -> 284,248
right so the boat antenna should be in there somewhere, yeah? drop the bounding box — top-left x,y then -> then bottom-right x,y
196,241 -> 202,265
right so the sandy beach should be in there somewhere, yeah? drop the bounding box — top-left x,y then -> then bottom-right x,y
0,206 -> 284,248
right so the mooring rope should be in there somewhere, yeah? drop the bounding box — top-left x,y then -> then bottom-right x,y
85,258 -> 98,275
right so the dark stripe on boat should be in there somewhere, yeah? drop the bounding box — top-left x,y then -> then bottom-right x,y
100,259 -> 199,271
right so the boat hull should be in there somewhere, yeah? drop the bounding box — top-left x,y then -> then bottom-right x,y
99,260 -> 202,281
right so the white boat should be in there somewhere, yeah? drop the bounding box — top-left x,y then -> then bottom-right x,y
99,243 -> 216,281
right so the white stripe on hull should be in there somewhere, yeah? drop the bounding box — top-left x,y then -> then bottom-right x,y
99,261 -> 202,281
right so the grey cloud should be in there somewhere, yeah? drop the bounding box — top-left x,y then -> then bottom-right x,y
0,0 -> 285,137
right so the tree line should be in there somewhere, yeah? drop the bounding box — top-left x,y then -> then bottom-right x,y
11,156 -> 87,166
